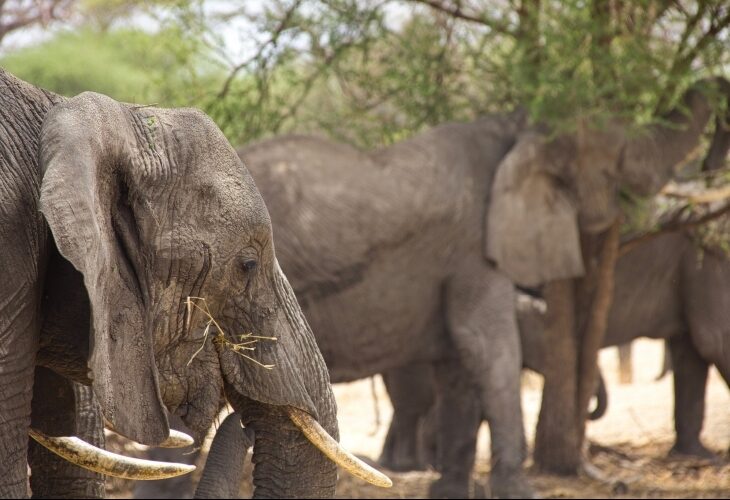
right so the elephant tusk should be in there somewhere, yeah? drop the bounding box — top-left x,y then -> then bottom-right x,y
28,428 -> 196,480
103,418 -> 194,448
286,406 -> 393,488
157,429 -> 195,448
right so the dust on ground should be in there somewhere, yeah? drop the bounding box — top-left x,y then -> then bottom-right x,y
108,339 -> 729,498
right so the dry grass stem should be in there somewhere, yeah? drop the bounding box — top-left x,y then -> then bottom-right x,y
185,296 -> 276,370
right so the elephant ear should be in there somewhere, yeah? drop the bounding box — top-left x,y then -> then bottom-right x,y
39,93 -> 169,445
486,131 -> 584,287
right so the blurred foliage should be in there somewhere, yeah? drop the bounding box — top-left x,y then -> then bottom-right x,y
1,0 -> 728,151
2,28 -> 181,102
0,0 -> 75,44
173,0 -> 729,146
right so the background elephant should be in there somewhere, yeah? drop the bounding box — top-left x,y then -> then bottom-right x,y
240,111 -> 532,499
382,230 -> 730,480
0,68 -> 381,498
378,293 -> 607,475
235,79 -> 726,498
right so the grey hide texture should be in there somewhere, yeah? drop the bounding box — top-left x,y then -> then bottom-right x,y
0,68 -> 338,499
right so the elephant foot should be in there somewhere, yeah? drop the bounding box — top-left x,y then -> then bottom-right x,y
669,442 -> 720,462
489,468 -> 535,499
429,474 -> 471,499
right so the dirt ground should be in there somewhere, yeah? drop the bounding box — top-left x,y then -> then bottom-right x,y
333,339 -> 729,499
108,339 -> 729,499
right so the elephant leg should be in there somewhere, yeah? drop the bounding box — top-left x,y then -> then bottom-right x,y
428,358 -> 482,499
445,261 -> 532,499
0,284 -> 41,497
28,367 -> 105,498
28,367 -> 105,499
668,334 -> 714,459
380,363 -> 435,471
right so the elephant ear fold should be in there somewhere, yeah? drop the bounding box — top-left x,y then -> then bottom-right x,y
39,93 -> 169,445
486,131 -> 584,287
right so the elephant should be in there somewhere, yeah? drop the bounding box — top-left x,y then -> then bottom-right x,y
236,78 -> 728,498
380,229 -> 730,482
0,68 -> 387,498
378,293 -> 608,475
240,111 -> 533,499
193,412 -> 255,499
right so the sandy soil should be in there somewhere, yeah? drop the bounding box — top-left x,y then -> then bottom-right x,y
108,338 -> 729,498
333,339 -> 730,499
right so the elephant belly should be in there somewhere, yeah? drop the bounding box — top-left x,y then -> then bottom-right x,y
299,267 -> 449,383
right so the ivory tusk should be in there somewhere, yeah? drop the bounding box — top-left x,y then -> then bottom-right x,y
29,428 -> 196,480
286,406 -> 393,488
158,429 -> 195,448
103,418 -> 194,448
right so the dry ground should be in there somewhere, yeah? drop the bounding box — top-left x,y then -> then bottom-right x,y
109,339 -> 729,498
333,339 -> 730,499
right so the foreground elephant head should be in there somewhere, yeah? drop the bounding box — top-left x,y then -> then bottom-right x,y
487,78 -> 730,286
0,69 -> 388,497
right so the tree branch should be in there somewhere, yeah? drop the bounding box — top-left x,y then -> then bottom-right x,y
405,0 -> 515,35
656,5 -> 730,112
577,220 -> 620,437
216,0 -> 303,99
619,201 -> 730,257
0,0 -> 74,44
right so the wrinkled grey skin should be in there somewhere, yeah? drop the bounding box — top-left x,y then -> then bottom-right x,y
194,413 -> 254,499
378,294 -> 607,475
384,231 -> 730,482
241,112 -> 532,499
29,369 -> 106,499
0,69 -> 338,498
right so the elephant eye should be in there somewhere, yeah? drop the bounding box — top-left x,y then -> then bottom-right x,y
242,259 -> 258,273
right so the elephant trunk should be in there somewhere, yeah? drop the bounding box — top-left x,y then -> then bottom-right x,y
219,262 -> 340,498
621,77 -> 729,195
228,392 -> 338,499
194,413 -> 253,499
219,262 -> 390,497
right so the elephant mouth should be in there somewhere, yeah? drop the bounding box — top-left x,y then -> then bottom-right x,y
29,408 -> 392,489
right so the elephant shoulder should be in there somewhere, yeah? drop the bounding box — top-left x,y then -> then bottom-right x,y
240,135 -> 409,296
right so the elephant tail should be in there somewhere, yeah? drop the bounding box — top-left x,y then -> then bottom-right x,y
588,373 -> 608,421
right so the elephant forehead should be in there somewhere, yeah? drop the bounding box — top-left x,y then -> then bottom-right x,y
148,215 -> 269,263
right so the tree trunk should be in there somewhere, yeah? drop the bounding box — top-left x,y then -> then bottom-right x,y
576,220 -> 620,440
534,219 -> 620,474
533,279 -> 580,474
